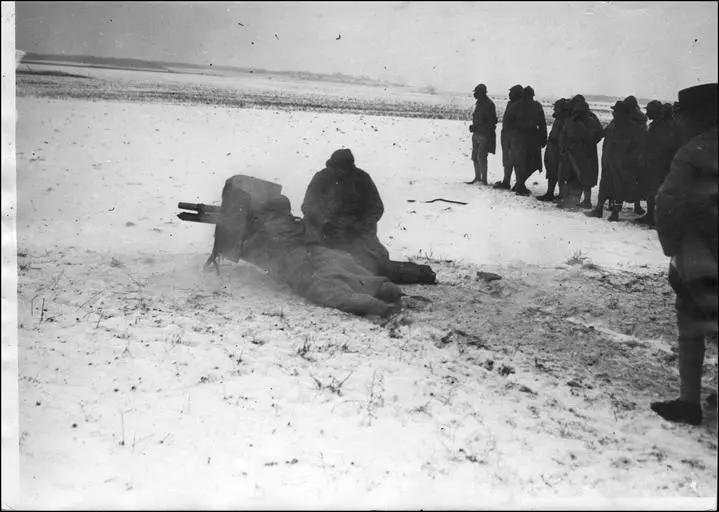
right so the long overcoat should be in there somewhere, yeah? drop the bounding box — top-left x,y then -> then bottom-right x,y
561,112 -> 604,187
655,127 -> 718,329
638,117 -> 682,200
505,98 -> 547,182
599,117 -> 646,202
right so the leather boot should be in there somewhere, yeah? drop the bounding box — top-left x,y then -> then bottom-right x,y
650,399 -> 702,425
536,192 -> 555,202
584,206 -> 603,218
515,183 -> 531,196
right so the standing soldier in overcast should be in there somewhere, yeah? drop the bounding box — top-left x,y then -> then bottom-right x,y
624,95 -> 650,215
494,84 -> 524,190
466,83 -> 497,185
586,100 -> 644,221
651,83 -> 718,426
537,98 -> 569,202
636,100 -> 683,226
504,85 -> 547,196
558,95 -> 604,209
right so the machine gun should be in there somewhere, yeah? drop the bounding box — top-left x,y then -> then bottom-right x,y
177,175 -> 283,274
176,202 -> 221,224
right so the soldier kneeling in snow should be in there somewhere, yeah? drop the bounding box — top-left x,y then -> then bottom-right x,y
301,148 -> 437,285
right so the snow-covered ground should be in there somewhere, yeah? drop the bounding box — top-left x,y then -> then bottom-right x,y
7,68 -> 718,509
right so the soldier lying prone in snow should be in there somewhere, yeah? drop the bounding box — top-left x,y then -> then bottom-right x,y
181,174 -> 436,317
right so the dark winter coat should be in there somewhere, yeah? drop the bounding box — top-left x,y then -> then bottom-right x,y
544,114 -> 568,182
500,98 -> 520,169
302,166 -> 384,238
638,117 -> 683,200
560,111 -> 604,187
300,165 -> 436,283
599,116 -> 644,201
471,97 -> 498,154
301,165 -> 387,273
599,116 -> 645,202
504,98 -> 548,181
655,127 -> 718,305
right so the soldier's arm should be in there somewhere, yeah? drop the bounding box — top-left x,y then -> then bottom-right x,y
491,102 -> 498,129
590,114 -> 605,143
301,171 -> 331,228
537,103 -> 548,147
655,147 -> 692,256
503,103 -> 517,131
359,172 -> 384,228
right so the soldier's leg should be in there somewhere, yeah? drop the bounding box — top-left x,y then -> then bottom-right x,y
476,135 -> 489,184
331,234 -> 390,276
634,201 -> 645,215
304,278 -> 395,317
555,157 -> 567,200
558,171 -> 581,208
578,186 -> 592,209
467,134 -> 480,184
537,176 -> 557,201
646,197 -> 655,223
637,197 -> 655,225
494,132 -> 512,189
471,160 -> 482,183
513,162 -> 530,195
607,200 -> 621,222
381,260 -> 437,285
493,166 -> 513,189
478,154 -> 488,184
651,271 -> 709,425
376,281 -> 403,303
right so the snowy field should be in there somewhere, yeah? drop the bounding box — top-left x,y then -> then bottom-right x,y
9,66 -> 718,509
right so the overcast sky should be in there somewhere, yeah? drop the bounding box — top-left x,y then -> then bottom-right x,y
15,1 -> 719,100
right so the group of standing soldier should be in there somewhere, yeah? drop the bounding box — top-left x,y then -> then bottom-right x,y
470,82 -> 717,427
468,85 -> 686,227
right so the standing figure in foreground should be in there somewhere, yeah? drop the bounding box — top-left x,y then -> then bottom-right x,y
494,84 -> 524,190
651,83 -> 718,426
537,98 -> 569,202
557,95 -> 604,209
505,86 -> 547,196
302,148 -> 437,284
466,83 -> 498,185
636,100 -> 683,226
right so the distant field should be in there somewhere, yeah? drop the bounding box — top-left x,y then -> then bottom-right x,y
17,64 -> 474,120
16,63 -> 615,125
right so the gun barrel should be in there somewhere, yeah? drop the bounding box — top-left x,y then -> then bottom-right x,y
177,202 -> 221,213
177,211 -> 220,224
